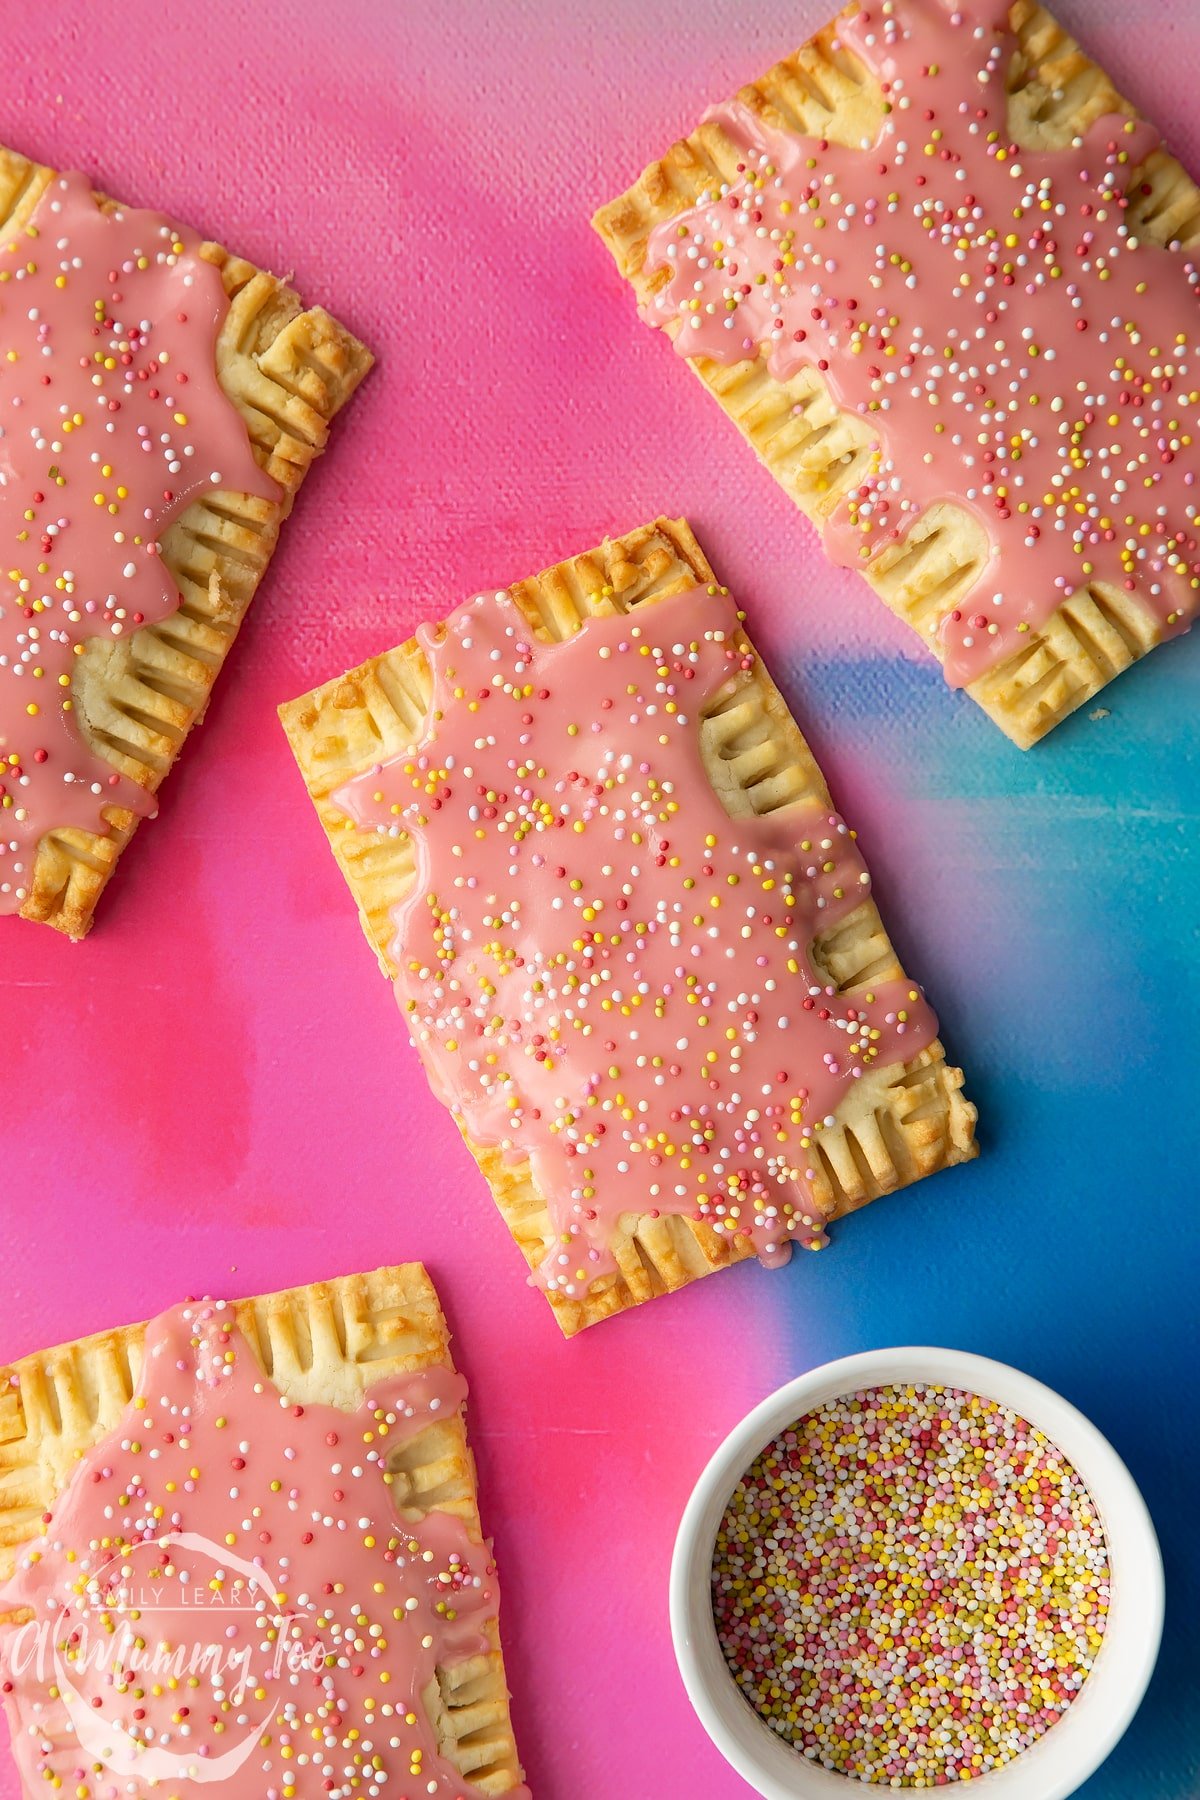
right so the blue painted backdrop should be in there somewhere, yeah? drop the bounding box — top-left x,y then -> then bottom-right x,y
769,639 -> 1200,1800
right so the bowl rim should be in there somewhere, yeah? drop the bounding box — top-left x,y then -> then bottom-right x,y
669,1346 -> 1164,1800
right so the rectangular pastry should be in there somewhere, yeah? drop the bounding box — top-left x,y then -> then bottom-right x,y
280,517 -> 976,1335
0,1265 -> 526,1797
594,2 -> 1200,747
0,148 -> 372,935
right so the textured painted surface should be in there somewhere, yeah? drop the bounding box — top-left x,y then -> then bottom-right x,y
1,1 -> 1197,1796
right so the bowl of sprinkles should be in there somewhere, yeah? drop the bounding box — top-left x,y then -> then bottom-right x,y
671,1349 -> 1162,1798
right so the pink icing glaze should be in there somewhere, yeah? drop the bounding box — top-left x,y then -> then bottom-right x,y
335,587 -> 938,1299
643,0 -> 1200,686
0,1300 -> 525,1800
0,172 -> 278,912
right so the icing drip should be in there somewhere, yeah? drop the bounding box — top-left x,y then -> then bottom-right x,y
644,0 -> 1200,686
0,1301 -> 523,1799
0,173 -> 278,912
337,587 -> 938,1299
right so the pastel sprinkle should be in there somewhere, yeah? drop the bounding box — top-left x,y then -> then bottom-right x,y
712,1383 -> 1110,1785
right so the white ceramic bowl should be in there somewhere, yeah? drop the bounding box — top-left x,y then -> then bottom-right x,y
671,1347 -> 1163,1800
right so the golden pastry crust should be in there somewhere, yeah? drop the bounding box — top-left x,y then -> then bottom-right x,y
592,4 -> 1200,748
0,1265 -> 524,1796
280,518 -> 977,1336
0,146 -> 373,937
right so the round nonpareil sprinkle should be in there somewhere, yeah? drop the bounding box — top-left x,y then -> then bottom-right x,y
712,1383 -> 1110,1785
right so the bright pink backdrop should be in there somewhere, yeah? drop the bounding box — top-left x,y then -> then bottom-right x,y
3,2 -> 1199,1797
